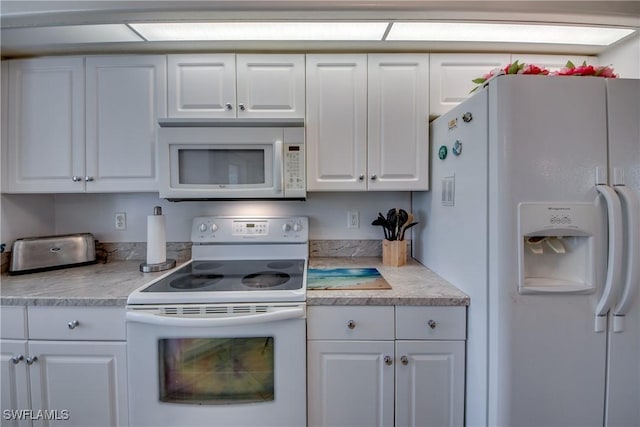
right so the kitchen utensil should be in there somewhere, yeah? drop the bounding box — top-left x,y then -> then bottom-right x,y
399,213 -> 417,241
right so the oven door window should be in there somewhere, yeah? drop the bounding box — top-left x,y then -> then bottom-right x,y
176,147 -> 270,186
159,337 -> 274,404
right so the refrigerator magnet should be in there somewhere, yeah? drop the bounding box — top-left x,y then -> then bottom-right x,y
438,145 -> 448,160
453,140 -> 463,156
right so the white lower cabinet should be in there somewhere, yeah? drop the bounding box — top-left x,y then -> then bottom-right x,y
0,306 -> 128,427
307,306 -> 466,427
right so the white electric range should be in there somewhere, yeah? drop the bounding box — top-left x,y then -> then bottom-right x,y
126,216 -> 308,427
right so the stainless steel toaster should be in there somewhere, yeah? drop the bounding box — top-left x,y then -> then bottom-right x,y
9,233 -> 96,275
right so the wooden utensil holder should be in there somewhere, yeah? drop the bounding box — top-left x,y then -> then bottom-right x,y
382,240 -> 407,267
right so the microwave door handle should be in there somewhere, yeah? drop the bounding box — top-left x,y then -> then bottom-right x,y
126,306 -> 304,327
273,139 -> 283,195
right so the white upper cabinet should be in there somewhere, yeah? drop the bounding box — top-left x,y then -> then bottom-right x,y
430,53 -> 598,117
5,55 -> 166,193
85,55 -> 166,192
167,54 -> 305,118
368,54 -> 429,191
306,54 -> 429,192
236,54 -> 305,118
167,54 -> 236,118
306,54 -> 368,191
6,57 -> 85,193
429,53 -> 510,118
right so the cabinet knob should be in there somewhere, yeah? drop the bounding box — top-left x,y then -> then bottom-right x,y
358,175 -> 365,181
370,175 -> 377,181
347,320 -> 356,330
84,176 -> 94,182
239,103 -> 246,111
427,319 -> 437,329
384,355 -> 393,366
72,176 -> 82,182
26,356 -> 38,365
400,355 -> 409,366
11,355 -> 24,364
68,320 -> 80,330
225,103 -> 233,111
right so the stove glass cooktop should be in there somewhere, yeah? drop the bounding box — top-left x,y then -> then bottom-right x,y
142,259 -> 306,293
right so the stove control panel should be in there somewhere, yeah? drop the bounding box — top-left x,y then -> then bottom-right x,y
233,220 -> 269,236
191,216 -> 308,243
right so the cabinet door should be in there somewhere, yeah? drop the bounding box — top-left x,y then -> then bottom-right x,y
308,340 -> 394,427
368,54 -> 429,191
236,54 -> 305,118
305,54 -> 368,191
429,53 -> 510,117
0,340 -> 30,427
395,341 -> 465,427
85,55 -> 166,192
28,341 -> 128,427
167,54 -> 236,118
7,57 -> 85,193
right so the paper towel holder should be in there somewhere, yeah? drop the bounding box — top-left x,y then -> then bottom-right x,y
140,206 -> 176,273
140,259 -> 176,273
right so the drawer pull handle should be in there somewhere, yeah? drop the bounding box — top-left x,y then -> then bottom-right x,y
11,355 -> 24,364
68,320 -> 80,329
427,319 -> 437,329
384,355 -> 393,366
347,320 -> 356,330
26,356 -> 38,365
400,355 -> 409,366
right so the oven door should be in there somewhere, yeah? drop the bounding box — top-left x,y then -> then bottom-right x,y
126,303 -> 306,427
159,127 -> 284,199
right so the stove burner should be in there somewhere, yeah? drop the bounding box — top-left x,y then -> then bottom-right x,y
170,274 -> 224,290
267,261 -> 294,269
242,271 -> 290,288
192,262 -> 223,271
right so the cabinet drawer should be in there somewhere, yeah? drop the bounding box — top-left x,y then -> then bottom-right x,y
395,306 -> 466,340
307,306 -> 394,340
1,306 -> 27,339
28,306 -> 126,340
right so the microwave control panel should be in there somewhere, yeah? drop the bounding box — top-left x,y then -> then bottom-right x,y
284,143 -> 305,197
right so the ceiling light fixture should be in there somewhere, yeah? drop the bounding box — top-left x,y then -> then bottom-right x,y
129,22 -> 390,41
385,22 -> 635,46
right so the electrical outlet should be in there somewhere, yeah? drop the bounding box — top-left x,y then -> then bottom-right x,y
115,212 -> 127,230
347,211 -> 359,228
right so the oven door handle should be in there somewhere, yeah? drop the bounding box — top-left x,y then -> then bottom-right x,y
126,306 -> 305,327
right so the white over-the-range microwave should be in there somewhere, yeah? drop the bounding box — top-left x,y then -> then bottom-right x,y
158,119 -> 306,200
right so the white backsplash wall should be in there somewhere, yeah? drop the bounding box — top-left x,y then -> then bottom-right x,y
49,192 -> 412,243
1,194 -> 56,244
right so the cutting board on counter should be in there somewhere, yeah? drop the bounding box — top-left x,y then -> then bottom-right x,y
307,268 -> 391,290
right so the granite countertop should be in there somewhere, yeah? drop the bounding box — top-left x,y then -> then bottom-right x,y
0,261 -> 182,307
1,258 -> 469,307
308,257 -> 468,306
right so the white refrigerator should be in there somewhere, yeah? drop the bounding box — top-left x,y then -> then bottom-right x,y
412,75 -> 639,427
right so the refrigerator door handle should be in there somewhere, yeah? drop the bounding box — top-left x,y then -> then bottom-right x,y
612,185 -> 640,332
594,185 -> 624,332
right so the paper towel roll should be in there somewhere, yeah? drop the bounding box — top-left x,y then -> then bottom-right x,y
146,214 -> 166,265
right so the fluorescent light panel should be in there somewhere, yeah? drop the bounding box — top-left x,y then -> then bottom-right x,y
130,22 -> 389,41
386,22 -> 635,45
1,24 -> 143,46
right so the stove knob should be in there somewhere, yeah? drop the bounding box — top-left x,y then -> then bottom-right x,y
293,222 -> 303,232
282,222 -> 292,232
210,223 -> 218,232
198,223 -> 208,232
